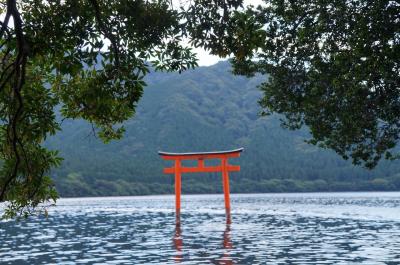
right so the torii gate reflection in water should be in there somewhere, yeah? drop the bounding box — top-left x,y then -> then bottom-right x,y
172,220 -> 233,264
158,148 -> 243,220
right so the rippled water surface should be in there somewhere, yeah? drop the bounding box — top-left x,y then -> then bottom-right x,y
1,192 -> 400,264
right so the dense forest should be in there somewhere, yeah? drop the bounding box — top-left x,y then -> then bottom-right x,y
45,62 -> 400,197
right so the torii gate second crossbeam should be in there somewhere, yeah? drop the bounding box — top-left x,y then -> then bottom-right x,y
158,148 -> 243,216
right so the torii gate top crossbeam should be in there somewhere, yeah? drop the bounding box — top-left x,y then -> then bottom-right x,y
158,147 -> 243,160
158,148 -> 243,174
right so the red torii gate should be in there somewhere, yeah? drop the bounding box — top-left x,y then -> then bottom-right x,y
158,148 -> 243,216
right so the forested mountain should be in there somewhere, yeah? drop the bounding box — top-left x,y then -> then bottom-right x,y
46,62 -> 400,197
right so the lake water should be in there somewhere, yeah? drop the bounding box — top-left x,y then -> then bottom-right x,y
1,192 -> 400,264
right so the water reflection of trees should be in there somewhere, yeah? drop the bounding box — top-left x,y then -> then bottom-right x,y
172,214 -> 234,264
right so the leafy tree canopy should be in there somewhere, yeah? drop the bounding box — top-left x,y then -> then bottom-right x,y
0,0 -> 242,218
227,0 -> 399,169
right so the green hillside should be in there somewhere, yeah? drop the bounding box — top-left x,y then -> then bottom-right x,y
45,62 -> 400,197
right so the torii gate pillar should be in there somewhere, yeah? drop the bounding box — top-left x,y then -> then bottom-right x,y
159,148 -> 243,218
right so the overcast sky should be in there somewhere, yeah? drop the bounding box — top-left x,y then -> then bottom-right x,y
192,47 -> 221,66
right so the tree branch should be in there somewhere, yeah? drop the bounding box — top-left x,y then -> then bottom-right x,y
88,0 -> 120,67
0,0 -> 29,202
0,5 -> 11,40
